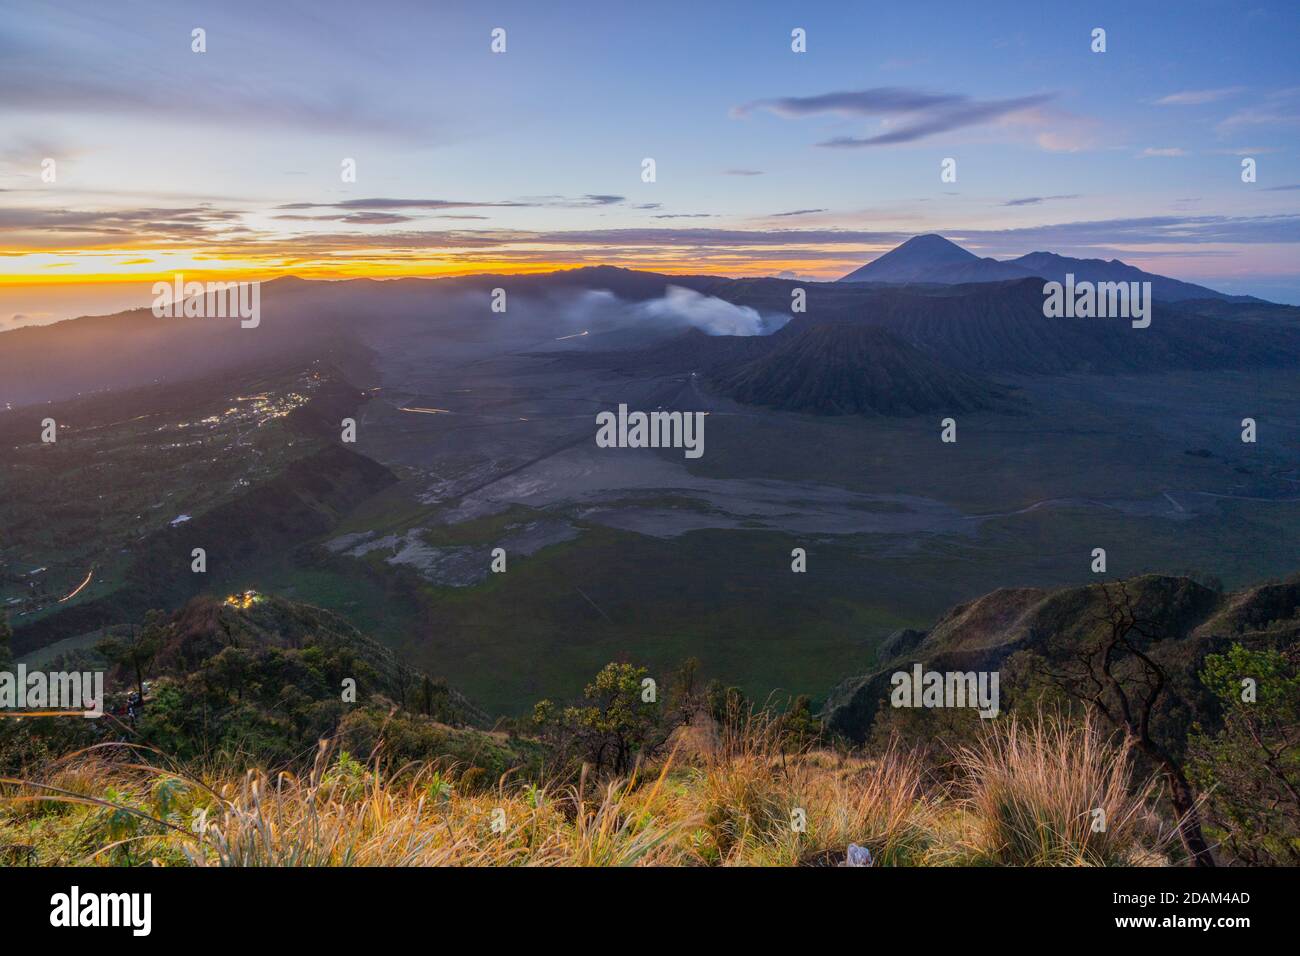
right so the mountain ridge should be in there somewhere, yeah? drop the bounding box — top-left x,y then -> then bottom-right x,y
839,233 -> 1261,302
822,572 -> 1300,744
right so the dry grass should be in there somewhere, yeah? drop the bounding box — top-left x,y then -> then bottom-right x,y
687,712 -> 936,865
0,711 -> 1174,867
952,712 -> 1165,866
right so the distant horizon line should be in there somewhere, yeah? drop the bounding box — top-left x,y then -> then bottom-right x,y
4,232 -> 1300,326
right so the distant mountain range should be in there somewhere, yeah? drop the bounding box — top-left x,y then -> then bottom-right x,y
4,250 -> 1298,414
556,260 -> 1300,415
839,234 -> 1262,303
559,276 -> 1300,416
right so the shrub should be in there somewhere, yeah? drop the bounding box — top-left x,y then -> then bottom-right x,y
955,713 -> 1163,866
1188,645 -> 1300,865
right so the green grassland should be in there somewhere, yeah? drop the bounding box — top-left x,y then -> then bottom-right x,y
9,356 -> 1299,722
236,490 -> 1298,716
0,366 -> 326,620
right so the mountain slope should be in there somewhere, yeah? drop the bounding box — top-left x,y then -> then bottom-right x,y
1009,251 -> 1260,303
840,234 -> 1262,303
821,573 -> 1300,744
851,279 -> 1300,374
156,594 -> 488,727
552,271 -> 1300,410
9,373 -> 397,657
708,322 -> 1009,415
841,234 -> 1037,284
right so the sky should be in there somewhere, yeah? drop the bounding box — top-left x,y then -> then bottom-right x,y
2,0 -> 1299,327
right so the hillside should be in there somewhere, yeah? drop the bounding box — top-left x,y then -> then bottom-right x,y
554,274 -> 1300,414
5,575 -> 1296,867
0,277 -> 367,408
708,322 -> 1010,415
154,594 -> 488,727
1,593 -> 521,776
822,573 -> 1300,743
1010,251 -> 1261,303
7,367 -> 396,657
850,279 -> 1300,374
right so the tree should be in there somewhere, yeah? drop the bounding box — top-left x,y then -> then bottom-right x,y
201,646 -> 256,703
1189,645 -> 1300,865
534,662 -> 670,775
705,679 -> 747,726
781,695 -> 822,750
419,675 -> 436,716
393,661 -> 418,711
667,657 -> 702,725
97,610 -> 165,703
1044,582 -> 1215,867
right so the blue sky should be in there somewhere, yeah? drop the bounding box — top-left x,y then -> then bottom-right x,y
2,0 -> 1299,321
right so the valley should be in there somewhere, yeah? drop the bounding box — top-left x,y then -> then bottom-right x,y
5,243 -> 1299,716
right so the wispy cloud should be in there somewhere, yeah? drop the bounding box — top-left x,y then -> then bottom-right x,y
520,194 -> 627,208
10,204 -> 1299,264
0,205 -> 247,250
1154,87 -> 1245,106
274,211 -> 416,225
277,198 -> 527,212
1002,195 -> 1080,207
1216,88 -> 1300,135
733,87 -> 1057,148
298,227 -> 915,250
275,195 -> 627,214
1138,147 -> 1187,158
0,35 -> 420,140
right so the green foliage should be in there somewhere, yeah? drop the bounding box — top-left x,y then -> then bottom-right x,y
0,610 -> 102,776
3,596 -> 499,782
533,662 -> 673,775
866,700 -> 989,778
424,770 -> 453,804
705,679 -> 748,726
1189,645 -> 1300,865
0,712 -> 100,777
335,708 -> 542,786
96,610 -> 165,699
666,657 -> 702,725
780,695 -> 823,750
137,654 -> 348,764
321,750 -> 372,801
74,597 -> 480,768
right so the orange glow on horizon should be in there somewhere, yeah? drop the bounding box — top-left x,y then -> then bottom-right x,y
0,254 -> 866,286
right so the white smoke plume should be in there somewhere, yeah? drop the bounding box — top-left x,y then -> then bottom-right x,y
560,286 -> 785,337
630,285 -> 784,336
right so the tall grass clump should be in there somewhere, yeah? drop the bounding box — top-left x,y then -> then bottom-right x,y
186,743 -> 692,866
2,709 -> 1180,867
955,712 -> 1163,866
689,709 -> 936,865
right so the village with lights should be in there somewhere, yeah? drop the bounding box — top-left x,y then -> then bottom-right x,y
0,366 -> 330,625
